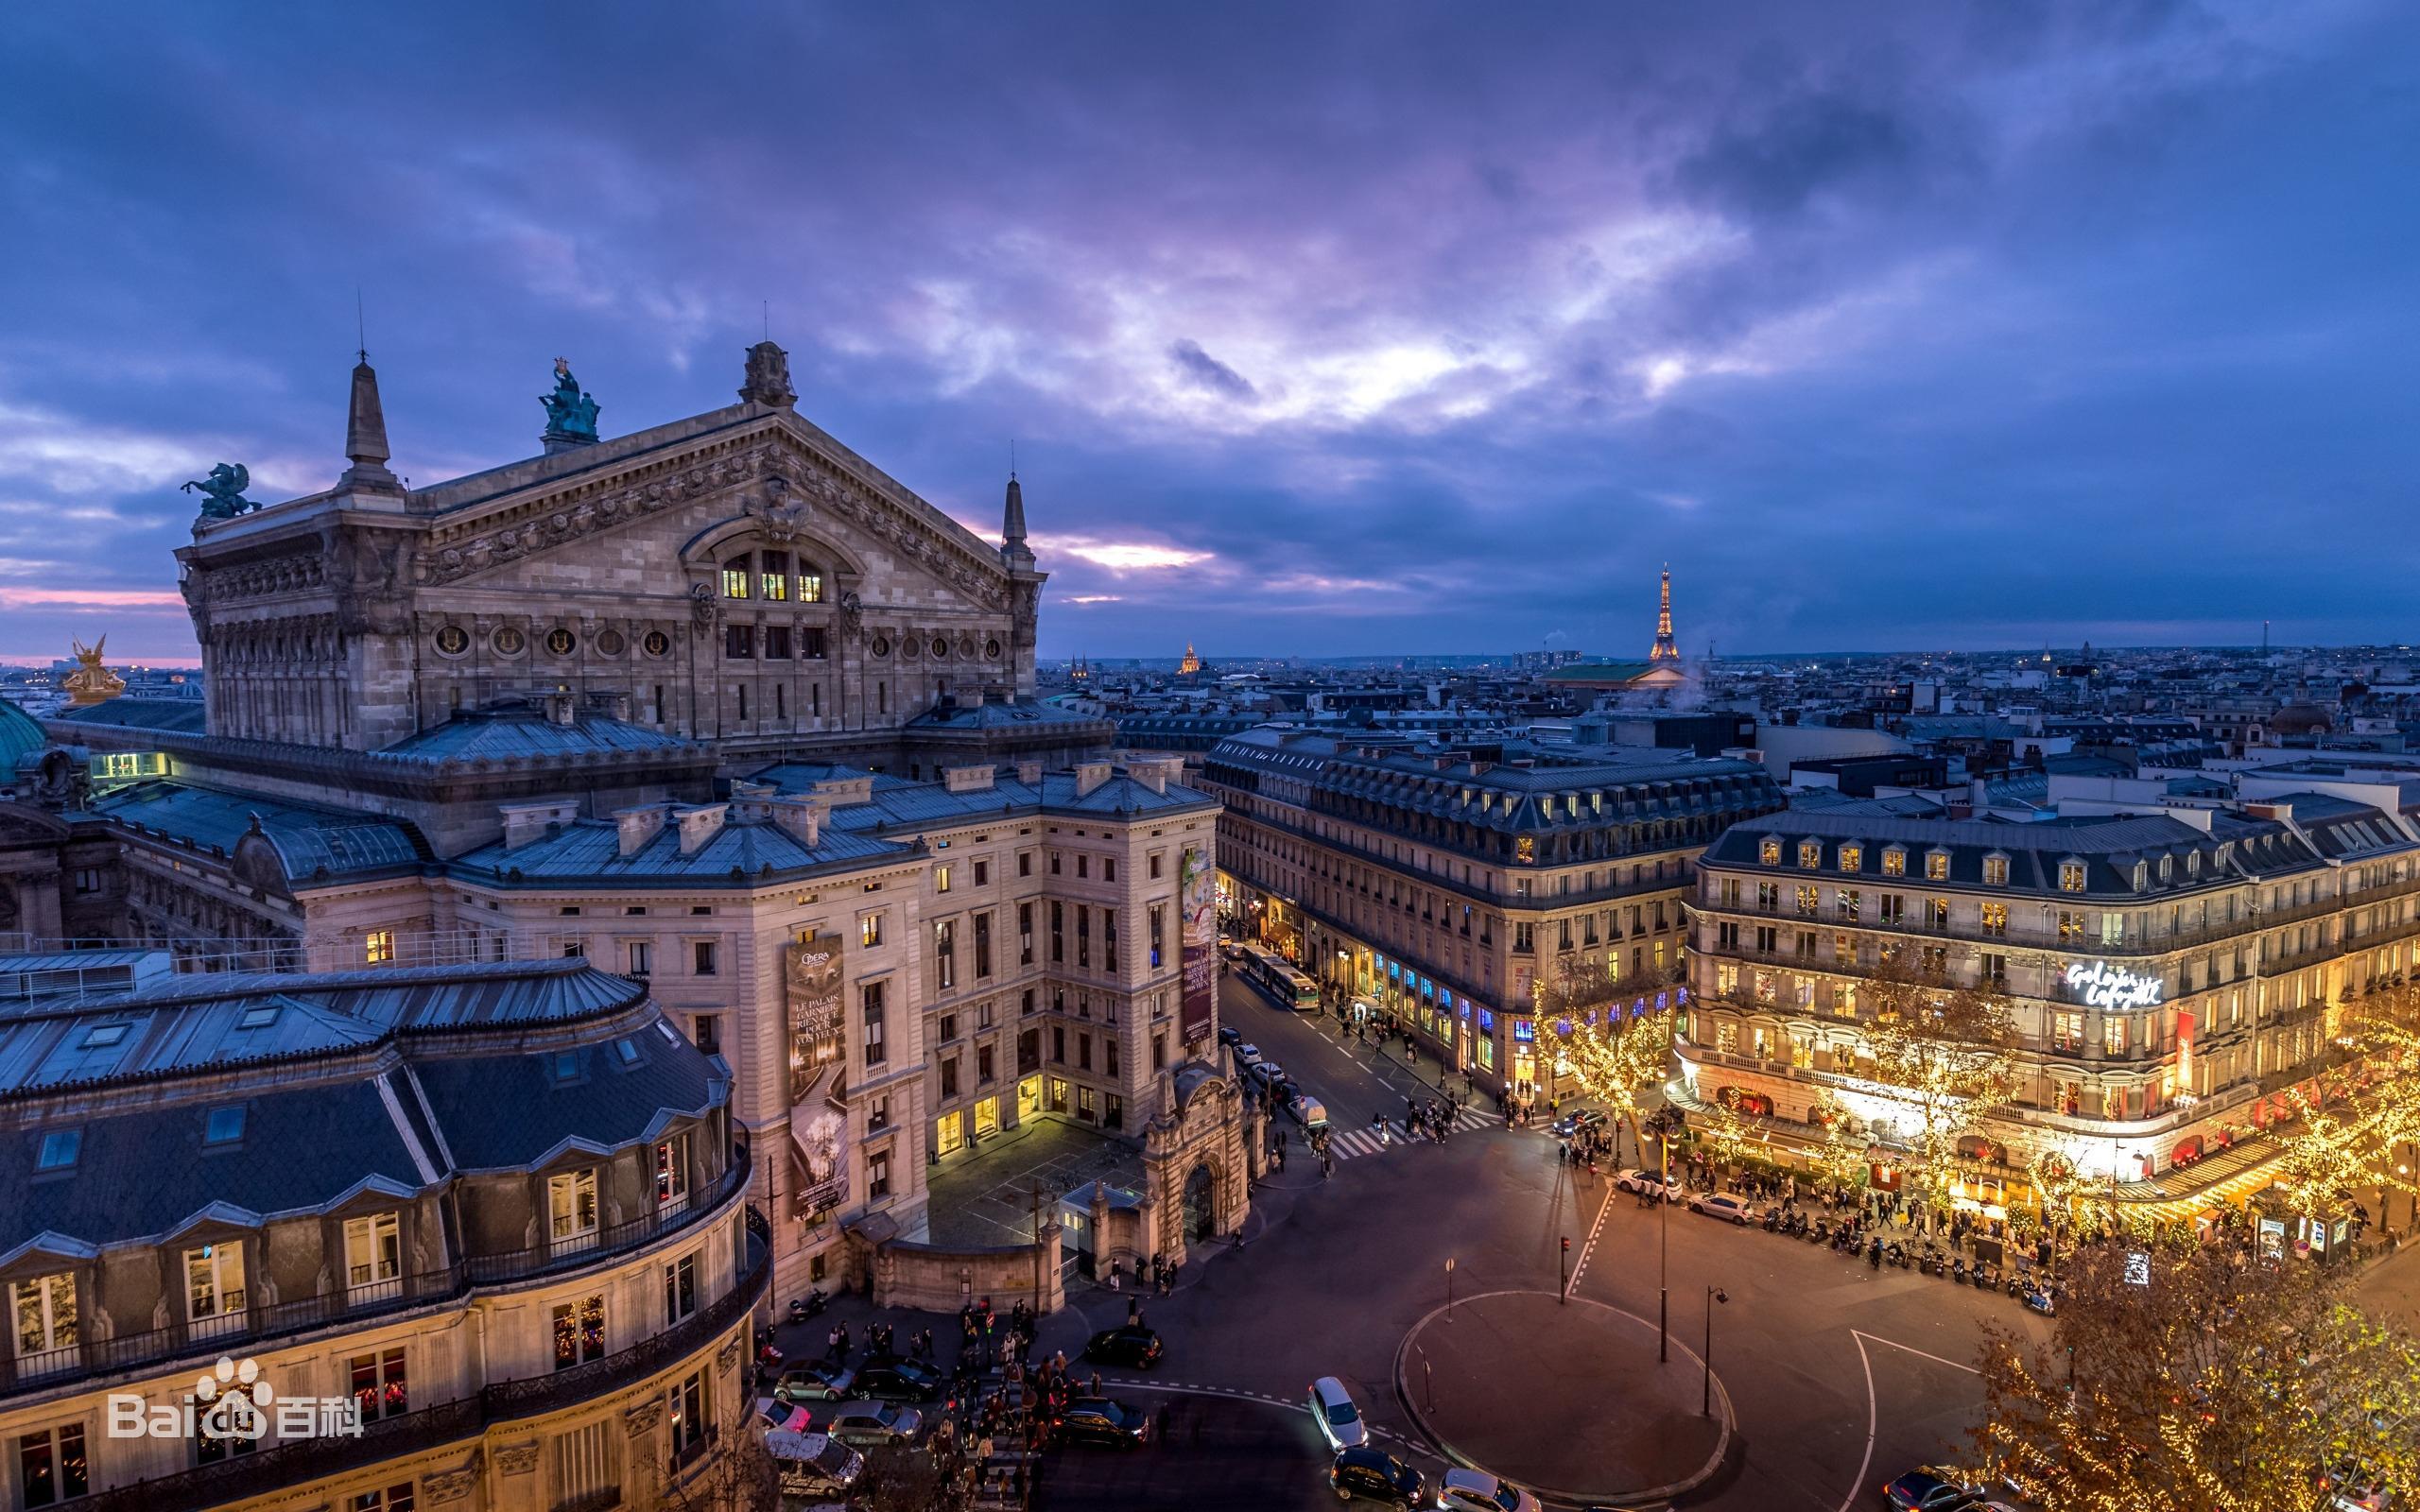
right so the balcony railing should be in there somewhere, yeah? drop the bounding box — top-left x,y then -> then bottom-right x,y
73,1220 -> 772,1512
0,1153 -> 753,1403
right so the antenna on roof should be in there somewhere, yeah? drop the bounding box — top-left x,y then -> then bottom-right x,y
354,288 -> 367,363
762,300 -> 770,341
1009,438 -> 1017,479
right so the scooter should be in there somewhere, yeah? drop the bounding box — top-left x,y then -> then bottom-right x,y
1950,1258 -> 1969,1285
788,1289 -> 829,1324
1885,1243 -> 1910,1270
1763,1210 -> 1780,1233
1920,1247 -> 1945,1277
2022,1284 -> 2059,1316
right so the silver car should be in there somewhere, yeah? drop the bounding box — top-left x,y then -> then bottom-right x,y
822,1400 -> 922,1448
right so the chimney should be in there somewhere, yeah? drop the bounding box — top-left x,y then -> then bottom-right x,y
500,799 -> 580,851
767,796 -> 823,848
2243,800 -> 2292,822
1121,756 -> 1181,795
943,764 -> 996,794
1075,761 -> 1113,797
614,803 -> 668,857
1016,761 -> 1043,786
542,690 -> 578,727
674,803 -> 729,856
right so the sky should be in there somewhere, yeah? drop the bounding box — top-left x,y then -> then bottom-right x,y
2,1 -> 2415,666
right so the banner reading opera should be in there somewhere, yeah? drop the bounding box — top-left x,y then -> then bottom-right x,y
784,933 -> 850,1219
1180,845 -> 1216,1044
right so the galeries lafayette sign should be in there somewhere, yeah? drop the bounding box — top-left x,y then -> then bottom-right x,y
2065,960 -> 2164,1010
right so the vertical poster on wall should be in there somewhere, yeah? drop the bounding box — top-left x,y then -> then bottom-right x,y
784,932 -> 850,1218
1180,845 -> 1216,1045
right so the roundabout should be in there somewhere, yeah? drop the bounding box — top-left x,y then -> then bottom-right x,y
1393,1289 -> 1734,1505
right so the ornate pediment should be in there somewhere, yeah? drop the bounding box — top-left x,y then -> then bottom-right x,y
414,428 -> 1009,611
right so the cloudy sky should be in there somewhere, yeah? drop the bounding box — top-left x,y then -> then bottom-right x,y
2,1 -> 2413,665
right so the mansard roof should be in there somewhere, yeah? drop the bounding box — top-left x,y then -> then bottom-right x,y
377,701 -> 700,765
94,779 -> 431,884
0,959 -> 722,1257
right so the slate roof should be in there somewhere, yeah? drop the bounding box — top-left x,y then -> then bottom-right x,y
51,698 -> 207,733
1700,806 -> 2333,898
905,697 -> 1109,731
378,704 -> 699,765
752,765 -> 1219,830
451,809 -> 908,886
0,959 -> 722,1258
94,780 -> 432,884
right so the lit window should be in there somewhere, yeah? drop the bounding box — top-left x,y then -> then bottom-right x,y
2059,861 -> 2087,893
343,1212 -> 401,1297
349,1347 -> 409,1421
1982,856 -> 2009,886
15,1422 -> 88,1505
1839,845 -> 1862,874
552,1295 -> 606,1370
185,1241 -> 248,1334
861,912 -> 884,948
365,929 -> 395,965
1759,839 -> 1782,867
548,1169 -> 600,1253
760,550 -> 790,602
1798,842 -> 1823,868
1927,851 -> 1950,881
9,1272 -> 78,1375
1981,902 -> 2008,937
1881,848 -> 1906,878
721,556 -> 752,598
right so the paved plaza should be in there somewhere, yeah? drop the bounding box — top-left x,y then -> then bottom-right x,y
923,1117 -> 1147,1248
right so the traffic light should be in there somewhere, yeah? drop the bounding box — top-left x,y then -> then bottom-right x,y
1561,1236 -> 1570,1252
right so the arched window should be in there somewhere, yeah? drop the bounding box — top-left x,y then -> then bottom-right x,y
721,554 -> 752,599
799,561 -> 825,603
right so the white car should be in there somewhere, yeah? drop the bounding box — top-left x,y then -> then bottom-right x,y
1686,1192 -> 1760,1225
1614,1168 -> 1681,1201
1307,1375 -> 1367,1451
1437,1468 -> 1541,1512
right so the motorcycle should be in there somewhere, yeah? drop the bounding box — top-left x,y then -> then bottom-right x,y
1950,1258 -> 1969,1285
1763,1210 -> 1780,1233
1920,1247 -> 1945,1277
2022,1284 -> 2059,1317
1885,1243 -> 1910,1270
788,1289 -> 829,1324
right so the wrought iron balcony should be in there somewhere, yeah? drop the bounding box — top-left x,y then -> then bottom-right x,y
1,1154 -> 753,1404
73,1220 -> 771,1512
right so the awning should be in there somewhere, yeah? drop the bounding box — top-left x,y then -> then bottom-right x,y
2172,1135 -> 2205,1163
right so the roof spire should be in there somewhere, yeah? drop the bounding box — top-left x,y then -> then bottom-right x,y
1000,468 -> 1032,570
340,344 -> 402,493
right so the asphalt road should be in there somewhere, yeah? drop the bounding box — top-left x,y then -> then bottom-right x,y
1040,971 -> 2052,1511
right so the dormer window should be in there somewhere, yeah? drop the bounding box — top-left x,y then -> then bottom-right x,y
2186,851 -> 2201,878
1982,854 -> 2009,886
2157,856 -> 2172,884
1882,847 -> 1907,877
1839,845 -> 1862,874
1760,838 -> 1783,867
1927,850 -> 1950,881
2132,862 -> 2148,891
35,1129 -> 79,1171
2059,860 -> 2088,893
1798,841 -> 1824,869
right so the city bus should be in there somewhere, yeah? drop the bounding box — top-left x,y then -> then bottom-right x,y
1241,943 -> 1321,1011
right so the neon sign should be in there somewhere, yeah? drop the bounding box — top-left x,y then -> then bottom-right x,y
2065,961 -> 2163,1010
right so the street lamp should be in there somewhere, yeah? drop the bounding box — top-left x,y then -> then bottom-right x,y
1643,1105 -> 1684,1363
1703,1286 -> 1728,1418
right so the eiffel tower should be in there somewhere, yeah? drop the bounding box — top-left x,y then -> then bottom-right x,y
1649,565 -> 1681,662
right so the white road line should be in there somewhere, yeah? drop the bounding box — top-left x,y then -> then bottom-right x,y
1564,1177 -> 1616,1294
1851,1329 -> 1983,1376
1838,1330 -> 1877,1512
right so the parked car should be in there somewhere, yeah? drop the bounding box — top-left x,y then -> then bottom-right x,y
1220,939 -> 1245,961
772,1362 -> 855,1402
1247,1060 -> 1287,1090
1686,1192 -> 1761,1225
1219,1025 -> 1244,1049
1082,1325 -> 1164,1368
1331,1447 -> 1426,1507
1550,1108 -> 1608,1140
1614,1168 -> 1679,1201
1439,1469 -> 1543,1512
759,1423 -> 864,1498
852,1357 -> 943,1401
1307,1376 -> 1367,1452
1878,1468 -> 1983,1511
821,1401 -> 922,1449
1235,1042 -> 1264,1067
1056,1396 -> 1150,1447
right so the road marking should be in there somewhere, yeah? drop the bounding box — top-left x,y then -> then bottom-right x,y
1089,1375 -> 1414,1448
1564,1176 -> 1616,1294
1851,1329 -> 1982,1376
1839,1330 -> 1877,1512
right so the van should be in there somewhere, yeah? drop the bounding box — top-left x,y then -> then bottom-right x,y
1289,1096 -> 1328,1131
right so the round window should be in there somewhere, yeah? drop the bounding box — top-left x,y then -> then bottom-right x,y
930,637 -> 949,660
902,637 -> 919,660
870,636 -> 891,658
642,629 -> 671,658
545,627 -> 577,657
596,628 -> 627,658
434,625 -> 469,657
493,627 -> 526,656
985,638 -> 1003,660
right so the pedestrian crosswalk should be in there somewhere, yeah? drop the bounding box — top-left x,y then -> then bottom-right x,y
1322,1104 -> 1499,1162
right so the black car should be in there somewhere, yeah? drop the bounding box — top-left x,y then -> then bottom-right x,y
852,1355 -> 942,1401
1055,1396 -> 1150,1447
1878,1469 -> 1981,1512
1218,1025 -> 1243,1048
1082,1325 -> 1163,1368
1332,1447 -> 1426,1507
1551,1108 -> 1609,1140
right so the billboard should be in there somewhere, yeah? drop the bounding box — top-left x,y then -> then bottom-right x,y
784,933 -> 850,1217
1179,846 -> 1216,1044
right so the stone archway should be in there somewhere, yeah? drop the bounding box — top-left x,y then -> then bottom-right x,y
1183,1162 -> 1218,1240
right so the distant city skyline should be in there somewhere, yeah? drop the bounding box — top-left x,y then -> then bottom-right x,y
4,4 -> 2416,665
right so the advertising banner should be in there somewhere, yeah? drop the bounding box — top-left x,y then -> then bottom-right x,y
1180,846 -> 1216,1044
784,932 -> 850,1217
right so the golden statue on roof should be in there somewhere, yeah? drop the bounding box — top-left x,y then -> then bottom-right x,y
64,636 -> 126,707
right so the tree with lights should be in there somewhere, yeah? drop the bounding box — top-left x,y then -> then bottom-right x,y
1805,1088 -> 1874,1193
1535,954 -> 1675,1164
1858,955 -> 2020,1211
1974,1237 -> 2420,1512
